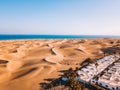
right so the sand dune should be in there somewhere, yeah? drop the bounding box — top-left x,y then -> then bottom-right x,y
0,38 -> 119,90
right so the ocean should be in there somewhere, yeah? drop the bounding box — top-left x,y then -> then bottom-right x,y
0,35 -> 119,40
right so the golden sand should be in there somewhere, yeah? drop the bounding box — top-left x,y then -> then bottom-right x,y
0,38 -> 119,90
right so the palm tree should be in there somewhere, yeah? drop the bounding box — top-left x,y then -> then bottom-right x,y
113,52 -> 117,61
95,62 -> 98,67
103,52 -> 106,57
69,77 -> 83,90
75,67 -> 79,72
68,68 -> 73,72
64,67 -> 84,90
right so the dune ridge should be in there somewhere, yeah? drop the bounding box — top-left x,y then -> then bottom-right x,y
0,38 -> 119,90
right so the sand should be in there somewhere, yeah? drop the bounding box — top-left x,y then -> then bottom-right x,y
0,38 -> 119,90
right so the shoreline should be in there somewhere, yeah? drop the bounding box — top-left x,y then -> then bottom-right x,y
0,35 -> 120,40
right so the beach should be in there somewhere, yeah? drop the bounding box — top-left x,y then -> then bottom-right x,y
0,38 -> 119,90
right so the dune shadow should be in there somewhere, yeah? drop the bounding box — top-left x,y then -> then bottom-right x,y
39,67 -> 104,90
39,77 -> 68,90
12,67 -> 38,80
0,60 -> 9,64
39,69 -> 69,90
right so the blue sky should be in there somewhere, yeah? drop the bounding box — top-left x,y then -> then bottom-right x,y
0,0 -> 120,35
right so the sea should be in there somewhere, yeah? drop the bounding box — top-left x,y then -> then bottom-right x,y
0,35 -> 119,40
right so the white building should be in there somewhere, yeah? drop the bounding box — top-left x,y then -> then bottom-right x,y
91,59 -> 120,90
77,55 -> 120,89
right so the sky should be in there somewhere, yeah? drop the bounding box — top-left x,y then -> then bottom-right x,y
0,0 -> 120,35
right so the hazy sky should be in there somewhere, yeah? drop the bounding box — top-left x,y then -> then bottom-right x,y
0,0 -> 120,35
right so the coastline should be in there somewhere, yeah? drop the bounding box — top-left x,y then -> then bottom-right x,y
0,35 -> 120,40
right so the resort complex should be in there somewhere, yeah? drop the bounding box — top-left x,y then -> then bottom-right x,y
77,55 -> 120,90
